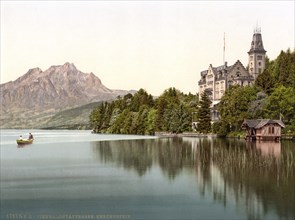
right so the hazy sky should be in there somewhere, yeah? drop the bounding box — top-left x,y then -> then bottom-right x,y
1,1 -> 294,95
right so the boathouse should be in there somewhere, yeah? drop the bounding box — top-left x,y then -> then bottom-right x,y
241,119 -> 285,141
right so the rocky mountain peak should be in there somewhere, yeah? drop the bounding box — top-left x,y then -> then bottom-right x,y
0,62 -> 113,110
0,62 -> 135,128
16,67 -> 42,84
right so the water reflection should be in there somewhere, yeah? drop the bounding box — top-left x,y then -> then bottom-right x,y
194,139 -> 295,219
92,138 -> 295,219
246,141 -> 281,158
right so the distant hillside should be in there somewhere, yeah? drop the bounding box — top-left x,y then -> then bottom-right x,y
42,101 -> 103,130
0,62 -> 135,128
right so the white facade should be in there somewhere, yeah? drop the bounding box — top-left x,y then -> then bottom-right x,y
198,30 -> 266,103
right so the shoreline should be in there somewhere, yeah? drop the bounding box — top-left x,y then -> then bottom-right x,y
154,132 -> 217,138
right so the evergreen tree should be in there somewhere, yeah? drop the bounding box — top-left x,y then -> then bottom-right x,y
272,49 -> 295,88
146,109 -> 157,135
255,68 -> 275,95
196,92 -> 212,133
155,97 -> 167,131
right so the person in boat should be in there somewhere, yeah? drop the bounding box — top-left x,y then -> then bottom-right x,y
19,135 -> 23,140
28,133 -> 33,140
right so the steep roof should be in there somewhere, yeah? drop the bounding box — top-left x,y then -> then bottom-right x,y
248,32 -> 266,54
241,119 -> 285,129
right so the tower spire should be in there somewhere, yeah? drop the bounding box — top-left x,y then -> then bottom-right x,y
254,22 -> 261,34
248,27 -> 266,79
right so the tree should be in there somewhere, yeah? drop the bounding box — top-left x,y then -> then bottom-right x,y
89,106 -> 101,132
146,109 -> 157,135
130,89 -> 154,112
163,103 -> 191,133
263,85 -> 295,124
155,97 -> 167,131
212,120 -> 230,137
89,102 -> 110,132
90,87 -> 198,134
249,91 -> 267,119
271,49 -> 295,88
218,85 -> 256,131
196,92 -> 212,133
255,68 -> 275,95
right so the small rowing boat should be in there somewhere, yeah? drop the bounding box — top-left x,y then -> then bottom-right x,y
16,139 -> 34,145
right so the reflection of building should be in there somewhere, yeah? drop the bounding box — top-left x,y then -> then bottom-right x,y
255,142 -> 281,157
241,119 -> 285,141
197,28 -> 266,121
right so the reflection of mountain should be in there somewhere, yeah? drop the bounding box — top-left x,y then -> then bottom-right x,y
92,138 -> 295,219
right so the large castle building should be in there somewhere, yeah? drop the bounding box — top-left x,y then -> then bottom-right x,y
197,28 -> 266,121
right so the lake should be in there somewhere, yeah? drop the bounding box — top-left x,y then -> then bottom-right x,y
1,130 -> 294,220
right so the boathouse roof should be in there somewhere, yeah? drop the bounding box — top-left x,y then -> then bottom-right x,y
242,119 -> 285,129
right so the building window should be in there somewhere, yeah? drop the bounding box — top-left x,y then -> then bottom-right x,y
257,55 -> 263,60
258,68 -> 262,74
269,126 -> 275,134
258,62 -> 261,66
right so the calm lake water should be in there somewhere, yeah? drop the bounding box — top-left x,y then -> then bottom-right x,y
1,130 -> 294,220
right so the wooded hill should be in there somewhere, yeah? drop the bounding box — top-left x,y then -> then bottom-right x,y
90,49 -> 295,136
90,88 -> 198,134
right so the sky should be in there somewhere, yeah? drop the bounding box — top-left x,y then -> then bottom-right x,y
1,1 -> 294,96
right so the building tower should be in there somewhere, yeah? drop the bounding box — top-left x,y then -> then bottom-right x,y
248,27 -> 267,80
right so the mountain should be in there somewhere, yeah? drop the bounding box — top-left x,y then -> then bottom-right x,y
42,101 -> 104,130
0,62 -> 134,128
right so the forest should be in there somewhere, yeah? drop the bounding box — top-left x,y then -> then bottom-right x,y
89,49 -> 295,137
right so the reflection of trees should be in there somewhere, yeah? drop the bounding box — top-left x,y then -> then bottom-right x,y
157,138 -> 194,179
92,138 -> 194,178
92,137 -> 295,219
194,138 -> 295,219
115,140 -> 153,176
93,139 -> 153,176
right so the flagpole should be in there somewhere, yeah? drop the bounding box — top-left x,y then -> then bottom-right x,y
223,32 -> 225,64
